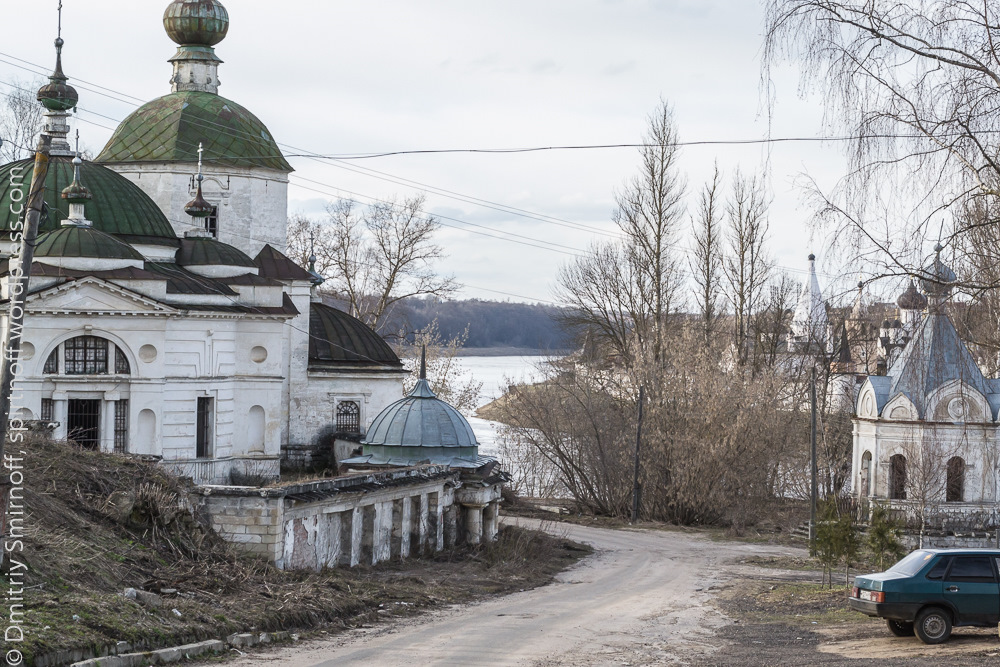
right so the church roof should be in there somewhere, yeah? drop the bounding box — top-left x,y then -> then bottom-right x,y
177,236 -> 256,268
0,157 -> 177,244
35,226 -> 145,262
885,310 -> 989,417
254,244 -> 314,281
95,91 -> 292,172
791,254 -> 828,343
308,302 -> 402,368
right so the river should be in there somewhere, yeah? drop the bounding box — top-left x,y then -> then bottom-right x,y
453,354 -> 553,457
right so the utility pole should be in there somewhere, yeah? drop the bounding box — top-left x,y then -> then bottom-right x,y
631,385 -> 644,523
0,136 -> 51,541
809,365 -> 818,555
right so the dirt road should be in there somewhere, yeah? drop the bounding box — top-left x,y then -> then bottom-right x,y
216,519 -> 802,666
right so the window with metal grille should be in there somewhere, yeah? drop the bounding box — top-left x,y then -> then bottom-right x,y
205,206 -> 219,238
196,397 -> 213,458
40,398 -> 54,422
64,336 -> 108,375
947,456 -> 965,502
114,400 -> 129,454
336,401 -> 360,433
43,350 -> 58,374
115,347 -> 130,374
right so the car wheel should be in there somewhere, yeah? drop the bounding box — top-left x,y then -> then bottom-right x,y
914,607 -> 952,644
886,619 -> 915,637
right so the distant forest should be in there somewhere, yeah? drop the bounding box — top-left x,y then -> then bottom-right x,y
397,298 -> 576,350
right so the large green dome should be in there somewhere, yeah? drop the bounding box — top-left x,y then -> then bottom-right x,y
95,91 -> 292,172
0,157 -> 177,245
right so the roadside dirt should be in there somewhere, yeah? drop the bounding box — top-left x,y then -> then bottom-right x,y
706,556 -> 1000,665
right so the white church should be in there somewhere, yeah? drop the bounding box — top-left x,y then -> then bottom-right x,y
0,1 -> 407,484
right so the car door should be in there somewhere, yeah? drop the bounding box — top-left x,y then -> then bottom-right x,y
942,555 -> 1000,625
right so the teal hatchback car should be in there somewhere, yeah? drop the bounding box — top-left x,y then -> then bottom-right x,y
850,548 -> 1000,644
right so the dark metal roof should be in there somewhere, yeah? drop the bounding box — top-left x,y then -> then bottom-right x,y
0,157 -> 177,243
145,262 -> 238,295
254,244 -> 314,281
35,226 -> 145,261
177,237 -> 256,267
308,302 -> 402,367
95,91 -> 292,172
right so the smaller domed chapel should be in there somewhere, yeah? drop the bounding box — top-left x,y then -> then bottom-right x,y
852,247 -> 1000,535
0,1 -> 410,484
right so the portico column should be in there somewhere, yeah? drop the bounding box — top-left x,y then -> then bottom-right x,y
463,503 -> 486,545
484,500 -> 500,541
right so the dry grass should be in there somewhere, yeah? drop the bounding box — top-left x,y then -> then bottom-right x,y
7,435 -> 588,663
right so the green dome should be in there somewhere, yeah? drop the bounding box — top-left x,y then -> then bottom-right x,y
35,226 -> 144,261
308,302 -> 403,368
177,236 -> 255,267
0,157 -> 177,245
361,378 -> 479,462
95,91 -> 292,172
164,0 -> 229,47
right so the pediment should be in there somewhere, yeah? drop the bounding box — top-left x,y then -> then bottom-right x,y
857,386 -> 879,418
882,393 -> 918,421
927,379 -> 989,423
26,278 -> 173,314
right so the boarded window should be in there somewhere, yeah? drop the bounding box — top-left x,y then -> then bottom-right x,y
889,454 -> 907,500
336,401 -> 361,433
205,206 -> 219,238
947,457 -> 965,502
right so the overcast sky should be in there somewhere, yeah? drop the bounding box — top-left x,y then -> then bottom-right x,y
5,1 -> 854,305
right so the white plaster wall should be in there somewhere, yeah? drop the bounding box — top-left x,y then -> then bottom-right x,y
106,164 -> 289,257
290,370 -> 404,447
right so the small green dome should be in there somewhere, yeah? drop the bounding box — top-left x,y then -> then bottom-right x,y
96,91 -> 292,172
37,39 -> 78,112
35,226 -> 144,261
0,157 -> 176,245
177,236 -> 256,267
361,378 -> 479,462
163,0 -> 229,47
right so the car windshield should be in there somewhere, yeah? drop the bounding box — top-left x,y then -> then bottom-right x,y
888,550 -> 936,576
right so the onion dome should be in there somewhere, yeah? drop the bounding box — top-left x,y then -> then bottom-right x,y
184,184 -> 214,218
35,226 -> 145,271
37,38 -> 78,112
60,156 -> 91,205
308,302 -> 403,368
96,92 -> 292,172
920,243 -> 956,300
897,279 -> 928,311
0,157 -> 176,245
164,0 -> 229,46
359,348 -> 479,464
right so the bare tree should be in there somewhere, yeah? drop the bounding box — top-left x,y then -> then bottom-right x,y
763,0 -> 1000,281
557,99 -> 685,367
0,78 -> 43,163
690,163 -> 724,346
723,169 -> 772,368
286,195 -> 456,334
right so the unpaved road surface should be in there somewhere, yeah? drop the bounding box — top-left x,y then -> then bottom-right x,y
215,518 -> 800,666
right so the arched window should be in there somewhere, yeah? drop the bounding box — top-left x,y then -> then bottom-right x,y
947,457 -> 965,502
43,336 -> 130,376
336,401 -> 360,433
889,454 -> 907,500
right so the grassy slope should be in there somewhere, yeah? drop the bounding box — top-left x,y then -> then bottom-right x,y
8,436 -> 589,663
